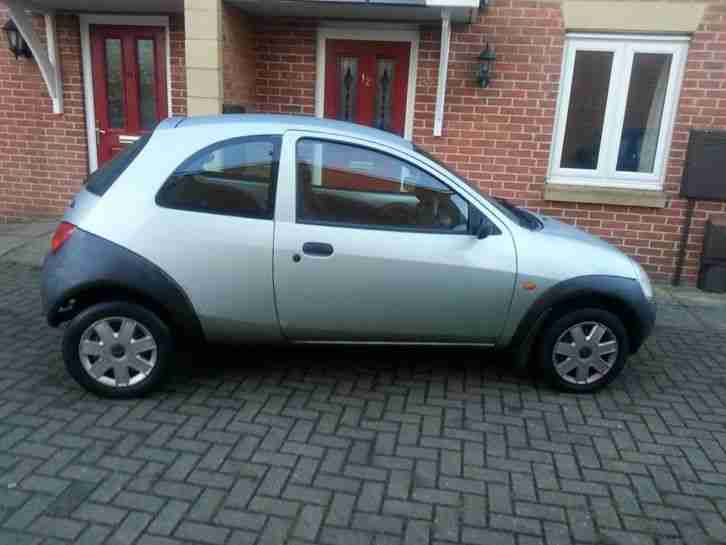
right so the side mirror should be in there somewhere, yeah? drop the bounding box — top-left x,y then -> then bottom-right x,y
476,219 -> 493,239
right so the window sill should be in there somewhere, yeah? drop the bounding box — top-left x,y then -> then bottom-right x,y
544,183 -> 668,208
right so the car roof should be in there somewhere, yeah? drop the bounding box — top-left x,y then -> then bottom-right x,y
158,114 -> 413,150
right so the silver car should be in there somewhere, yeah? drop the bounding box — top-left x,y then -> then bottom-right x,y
41,115 -> 655,398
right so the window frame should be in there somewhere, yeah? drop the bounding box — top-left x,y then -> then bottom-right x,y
548,33 -> 689,191
155,134 -> 282,220
294,137 -> 477,235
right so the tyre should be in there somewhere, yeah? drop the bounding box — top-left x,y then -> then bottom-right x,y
62,301 -> 173,398
539,308 -> 629,393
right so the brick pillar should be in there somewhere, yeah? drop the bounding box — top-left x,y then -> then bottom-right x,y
184,0 -> 223,115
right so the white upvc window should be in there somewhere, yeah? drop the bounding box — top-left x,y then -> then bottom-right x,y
548,34 -> 689,191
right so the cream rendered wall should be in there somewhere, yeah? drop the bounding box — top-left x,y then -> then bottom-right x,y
562,1 -> 705,33
184,0 -> 224,115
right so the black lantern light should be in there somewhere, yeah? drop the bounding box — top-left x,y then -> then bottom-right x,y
3,19 -> 32,59
477,43 -> 496,88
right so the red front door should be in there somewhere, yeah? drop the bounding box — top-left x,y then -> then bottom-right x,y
90,25 -> 168,164
325,40 -> 410,136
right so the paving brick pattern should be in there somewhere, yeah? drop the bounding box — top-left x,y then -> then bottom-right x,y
2,262 -> 726,545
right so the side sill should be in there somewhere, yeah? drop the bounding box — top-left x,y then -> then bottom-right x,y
291,340 -> 495,347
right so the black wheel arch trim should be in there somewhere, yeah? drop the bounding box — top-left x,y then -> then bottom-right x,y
41,228 -> 205,343
510,275 -> 656,369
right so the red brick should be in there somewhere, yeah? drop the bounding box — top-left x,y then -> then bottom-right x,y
0,9 -> 186,222
3,2 -> 726,285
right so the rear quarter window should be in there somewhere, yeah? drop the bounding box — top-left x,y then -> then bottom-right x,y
155,135 -> 281,219
84,135 -> 151,196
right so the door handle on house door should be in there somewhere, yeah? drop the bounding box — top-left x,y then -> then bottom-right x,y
94,127 -> 105,149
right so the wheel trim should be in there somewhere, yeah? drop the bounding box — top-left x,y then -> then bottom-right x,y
552,321 -> 618,386
79,317 -> 158,388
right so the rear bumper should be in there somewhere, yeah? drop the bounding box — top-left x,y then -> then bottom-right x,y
41,247 -> 69,326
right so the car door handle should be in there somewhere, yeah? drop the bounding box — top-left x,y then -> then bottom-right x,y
302,242 -> 334,257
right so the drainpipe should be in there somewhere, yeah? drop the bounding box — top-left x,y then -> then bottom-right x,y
433,8 -> 451,137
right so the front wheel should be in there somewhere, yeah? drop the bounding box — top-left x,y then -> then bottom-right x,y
62,301 -> 173,398
539,308 -> 629,393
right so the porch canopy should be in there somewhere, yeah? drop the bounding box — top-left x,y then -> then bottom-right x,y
11,0 -> 479,130
230,0 -> 480,24
20,0 -> 183,12
23,0 -> 478,18
230,0 -> 479,135
5,0 -> 183,115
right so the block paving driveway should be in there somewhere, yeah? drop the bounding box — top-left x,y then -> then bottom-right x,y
2,262 -> 726,545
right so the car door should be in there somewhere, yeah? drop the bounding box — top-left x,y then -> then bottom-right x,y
273,132 -> 517,343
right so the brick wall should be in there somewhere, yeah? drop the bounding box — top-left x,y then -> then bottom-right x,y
254,18 -> 317,115
223,4 -> 256,112
0,9 -> 87,223
242,5 -> 726,284
170,15 -> 187,116
413,0 -> 726,285
2,2 -> 725,284
0,9 -> 186,222
669,3 -> 726,284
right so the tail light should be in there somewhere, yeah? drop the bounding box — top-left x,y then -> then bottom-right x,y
51,222 -> 76,254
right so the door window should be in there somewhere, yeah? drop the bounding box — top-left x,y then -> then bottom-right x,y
104,38 -> 125,129
374,59 -> 396,132
137,39 -> 159,131
338,57 -> 359,123
157,136 -> 281,218
296,139 -> 469,232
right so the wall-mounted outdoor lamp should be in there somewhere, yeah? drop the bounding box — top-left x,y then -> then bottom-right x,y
477,44 -> 496,88
4,19 -> 32,59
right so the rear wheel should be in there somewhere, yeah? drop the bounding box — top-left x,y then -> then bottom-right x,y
539,308 -> 628,393
62,301 -> 173,398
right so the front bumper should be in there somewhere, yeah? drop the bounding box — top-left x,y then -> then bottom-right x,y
630,297 -> 656,353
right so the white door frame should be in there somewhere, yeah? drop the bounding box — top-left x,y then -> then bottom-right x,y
315,24 -> 420,141
79,14 -> 172,172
